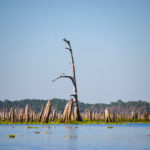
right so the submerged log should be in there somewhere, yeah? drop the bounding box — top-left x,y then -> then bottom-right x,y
42,100 -> 51,123
61,98 -> 73,122
105,108 -> 111,122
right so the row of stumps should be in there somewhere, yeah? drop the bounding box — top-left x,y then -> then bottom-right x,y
0,100 -> 150,123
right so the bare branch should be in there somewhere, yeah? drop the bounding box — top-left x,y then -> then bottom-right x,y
52,75 -> 73,83
63,38 -> 72,50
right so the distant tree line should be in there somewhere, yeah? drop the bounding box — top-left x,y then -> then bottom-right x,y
0,99 -> 150,114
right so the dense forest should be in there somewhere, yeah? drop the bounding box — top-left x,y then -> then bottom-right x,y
0,99 -> 150,114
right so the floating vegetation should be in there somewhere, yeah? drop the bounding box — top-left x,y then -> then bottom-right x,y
34,131 -> 40,134
43,132 -> 48,134
107,126 -> 113,128
8,134 -> 16,138
27,126 -> 40,129
147,134 -> 150,136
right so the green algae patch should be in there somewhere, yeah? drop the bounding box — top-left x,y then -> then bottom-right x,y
8,134 -> 16,138
27,126 -> 40,129
147,134 -> 150,136
34,131 -> 40,134
107,126 -> 113,128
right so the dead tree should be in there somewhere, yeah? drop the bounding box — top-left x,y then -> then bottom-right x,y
105,108 -> 111,122
52,38 -> 82,121
25,104 -> 29,122
42,100 -> 51,123
61,98 -> 73,122
10,107 -> 14,122
38,105 -> 44,122
51,107 -> 56,122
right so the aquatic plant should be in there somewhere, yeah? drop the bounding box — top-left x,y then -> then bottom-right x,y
8,134 -> 16,138
107,126 -> 113,128
27,126 -> 40,129
34,131 -> 40,134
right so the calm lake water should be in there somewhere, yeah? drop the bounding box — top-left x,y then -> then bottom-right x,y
0,123 -> 150,150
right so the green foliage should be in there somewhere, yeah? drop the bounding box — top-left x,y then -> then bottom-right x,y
0,98 -> 150,114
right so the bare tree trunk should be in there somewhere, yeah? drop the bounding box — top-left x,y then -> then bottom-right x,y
39,105 -> 44,122
61,98 -> 73,122
51,107 -> 56,122
52,38 -> 82,121
25,104 -> 29,122
88,109 -> 92,121
10,107 -> 14,122
105,108 -> 111,122
42,100 -> 51,123
18,108 -> 23,122
2,108 -> 5,122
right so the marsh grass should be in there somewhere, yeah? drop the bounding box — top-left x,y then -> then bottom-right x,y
0,119 -> 150,125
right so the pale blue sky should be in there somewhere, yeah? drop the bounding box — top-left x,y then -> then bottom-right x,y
0,0 -> 150,103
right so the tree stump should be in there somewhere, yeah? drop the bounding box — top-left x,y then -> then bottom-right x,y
143,112 -> 148,120
51,107 -> 56,122
42,100 -> 51,123
25,104 -> 29,122
38,105 -> 44,122
88,109 -> 92,121
105,108 -> 111,122
131,111 -> 138,119
2,108 -> 5,122
18,109 -> 23,122
61,98 -> 73,122
10,107 -> 14,122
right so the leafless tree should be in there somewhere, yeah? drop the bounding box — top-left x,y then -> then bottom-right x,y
52,38 -> 82,121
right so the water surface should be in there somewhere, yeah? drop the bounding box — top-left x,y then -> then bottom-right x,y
0,123 -> 150,150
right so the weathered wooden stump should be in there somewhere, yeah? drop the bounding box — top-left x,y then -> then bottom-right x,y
131,111 -> 138,119
25,104 -> 29,122
42,100 -> 51,123
18,109 -> 23,122
105,108 -> 111,122
61,98 -> 73,122
10,107 -> 14,122
38,105 -> 44,122
51,107 -> 56,122
143,112 -> 149,120
88,109 -> 92,121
